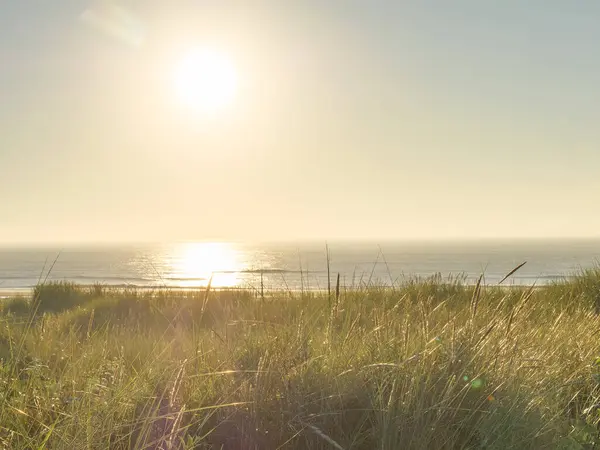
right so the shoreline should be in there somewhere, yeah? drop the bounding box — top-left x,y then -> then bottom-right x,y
0,282 -> 546,299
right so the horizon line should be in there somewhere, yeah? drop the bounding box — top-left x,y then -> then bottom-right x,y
2,235 -> 600,248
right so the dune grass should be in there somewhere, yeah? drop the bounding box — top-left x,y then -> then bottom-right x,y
1,271 -> 600,449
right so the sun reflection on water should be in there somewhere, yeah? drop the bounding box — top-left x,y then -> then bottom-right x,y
168,242 -> 244,288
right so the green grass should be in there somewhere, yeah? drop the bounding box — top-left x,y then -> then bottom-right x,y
1,271 -> 600,449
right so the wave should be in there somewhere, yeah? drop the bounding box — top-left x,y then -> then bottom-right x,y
0,275 -> 154,283
163,277 -> 207,282
163,269 -> 321,280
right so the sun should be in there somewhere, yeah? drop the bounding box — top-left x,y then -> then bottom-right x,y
174,48 -> 238,114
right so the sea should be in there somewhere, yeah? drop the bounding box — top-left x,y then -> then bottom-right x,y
0,240 -> 599,296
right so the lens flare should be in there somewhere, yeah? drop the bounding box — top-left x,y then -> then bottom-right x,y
470,378 -> 484,389
81,2 -> 145,48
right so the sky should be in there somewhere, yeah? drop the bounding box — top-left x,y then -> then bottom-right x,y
1,0 -> 600,244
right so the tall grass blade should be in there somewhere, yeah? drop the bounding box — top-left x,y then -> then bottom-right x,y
499,261 -> 527,285
335,272 -> 340,306
471,274 -> 483,321
326,243 -> 331,303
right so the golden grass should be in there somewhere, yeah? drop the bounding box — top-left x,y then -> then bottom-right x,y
0,269 -> 600,449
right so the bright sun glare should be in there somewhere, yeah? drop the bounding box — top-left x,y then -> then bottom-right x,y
174,48 -> 238,114
169,242 -> 243,288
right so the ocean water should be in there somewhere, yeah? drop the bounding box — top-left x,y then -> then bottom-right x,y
0,240 -> 599,294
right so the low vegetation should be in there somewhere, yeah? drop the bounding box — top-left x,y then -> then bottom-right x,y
1,269 -> 600,449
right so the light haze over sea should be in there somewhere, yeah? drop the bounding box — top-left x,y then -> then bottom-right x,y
1,240 -> 599,295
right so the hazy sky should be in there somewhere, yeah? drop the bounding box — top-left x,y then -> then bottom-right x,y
2,1 -> 600,243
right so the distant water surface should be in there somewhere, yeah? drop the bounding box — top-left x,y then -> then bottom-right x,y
0,240 -> 599,294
